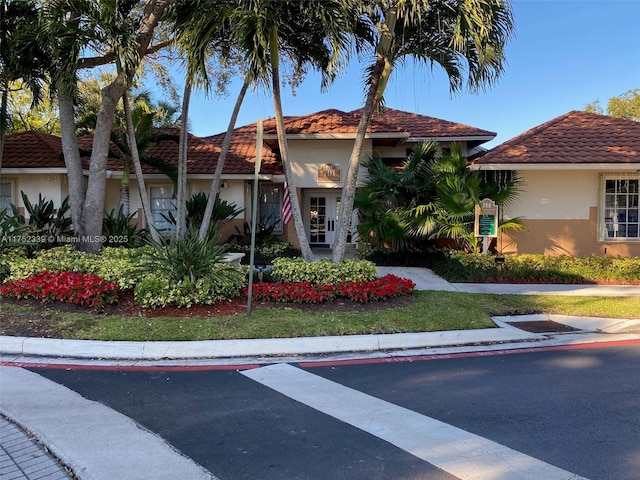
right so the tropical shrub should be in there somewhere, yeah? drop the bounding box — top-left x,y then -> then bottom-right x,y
136,230 -> 246,307
134,267 -> 246,308
165,192 -> 243,238
249,274 -> 415,304
5,245 -> 149,289
230,239 -> 301,265
9,193 -> 73,254
103,206 -> 147,247
0,271 -> 119,307
356,141 -> 523,253
271,258 -> 377,284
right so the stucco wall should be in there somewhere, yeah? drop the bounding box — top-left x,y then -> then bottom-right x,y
1,174 -> 68,219
505,170 -> 598,220
287,139 -> 372,188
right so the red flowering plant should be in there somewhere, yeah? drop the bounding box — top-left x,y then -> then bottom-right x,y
337,274 -> 416,303
247,274 -> 415,304
248,281 -> 337,304
0,271 -> 119,307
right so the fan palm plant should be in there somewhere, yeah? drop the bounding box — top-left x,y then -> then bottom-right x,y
333,0 -> 515,262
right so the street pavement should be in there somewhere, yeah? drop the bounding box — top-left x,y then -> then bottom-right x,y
1,266 -> 639,480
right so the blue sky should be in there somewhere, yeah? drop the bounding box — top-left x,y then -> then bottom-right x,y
184,0 -> 640,149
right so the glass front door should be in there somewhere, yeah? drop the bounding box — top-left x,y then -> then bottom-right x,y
308,193 -> 341,246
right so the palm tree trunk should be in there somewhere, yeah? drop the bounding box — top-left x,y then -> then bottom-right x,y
332,54 -> 387,262
332,5 -> 398,263
269,27 -> 315,262
57,83 -> 86,240
119,162 -> 130,217
176,80 -> 191,239
198,74 -> 250,241
123,90 -> 160,243
0,87 -> 7,173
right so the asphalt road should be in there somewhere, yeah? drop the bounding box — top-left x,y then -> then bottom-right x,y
29,343 -> 640,480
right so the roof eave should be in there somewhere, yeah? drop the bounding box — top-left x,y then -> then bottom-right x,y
469,162 -> 640,171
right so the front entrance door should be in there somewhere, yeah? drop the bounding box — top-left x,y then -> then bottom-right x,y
307,191 -> 355,247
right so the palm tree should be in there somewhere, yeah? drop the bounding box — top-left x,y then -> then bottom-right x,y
410,143 -> 523,252
168,0 -> 241,239
232,0 -> 361,261
107,99 -> 179,217
39,0 -> 171,253
332,0 -> 515,262
355,141 -> 439,250
0,0 -> 51,172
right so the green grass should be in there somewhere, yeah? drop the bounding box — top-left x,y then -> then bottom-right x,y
2,291 -> 639,342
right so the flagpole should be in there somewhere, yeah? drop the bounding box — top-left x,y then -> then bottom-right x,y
247,118 -> 263,318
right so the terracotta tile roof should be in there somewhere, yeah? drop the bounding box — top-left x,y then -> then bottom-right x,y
261,107 -> 495,139
2,108 -> 493,176
2,131 -> 66,168
473,111 -> 640,166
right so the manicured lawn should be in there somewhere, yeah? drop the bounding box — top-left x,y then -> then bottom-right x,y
2,291 -> 639,342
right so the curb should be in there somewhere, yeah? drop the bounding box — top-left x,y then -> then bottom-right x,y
0,327 -> 538,360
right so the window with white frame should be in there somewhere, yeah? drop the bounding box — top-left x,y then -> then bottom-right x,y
259,185 -> 283,234
602,175 -> 639,240
150,186 -> 176,232
0,182 -> 12,214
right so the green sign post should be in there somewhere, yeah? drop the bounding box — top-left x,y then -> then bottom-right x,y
475,198 -> 498,254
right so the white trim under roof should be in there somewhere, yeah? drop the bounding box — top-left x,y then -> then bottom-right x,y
470,163 -> 640,171
406,136 -> 495,143
261,132 -> 410,140
0,168 -> 72,174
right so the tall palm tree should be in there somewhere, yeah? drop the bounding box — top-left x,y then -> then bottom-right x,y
168,0 -> 240,239
233,0 -> 361,261
332,0 -> 515,262
107,100 -> 179,217
0,0 -> 51,172
39,0 -> 171,253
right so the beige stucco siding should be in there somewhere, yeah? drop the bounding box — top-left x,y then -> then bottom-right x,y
505,170 -> 598,220
287,139 -> 372,188
1,174 -> 69,218
502,213 -> 640,257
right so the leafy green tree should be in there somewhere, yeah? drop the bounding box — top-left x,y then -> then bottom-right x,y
6,81 -> 60,134
333,0 -> 515,262
586,88 -> 640,122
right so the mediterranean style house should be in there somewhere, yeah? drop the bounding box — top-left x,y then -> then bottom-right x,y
3,108 -> 638,257
1,108 -> 495,249
471,111 -> 640,257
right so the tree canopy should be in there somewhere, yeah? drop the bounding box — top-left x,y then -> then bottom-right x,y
585,88 -> 640,122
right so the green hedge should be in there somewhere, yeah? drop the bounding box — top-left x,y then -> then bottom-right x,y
430,250 -> 640,284
4,245 -> 151,289
271,258 -> 377,284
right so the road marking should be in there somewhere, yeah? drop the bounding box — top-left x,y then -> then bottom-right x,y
242,363 -> 589,480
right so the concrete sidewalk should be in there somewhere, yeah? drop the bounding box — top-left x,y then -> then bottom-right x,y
1,265 -> 639,480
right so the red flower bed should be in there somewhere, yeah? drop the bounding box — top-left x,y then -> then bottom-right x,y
248,274 -> 415,304
0,271 -> 119,307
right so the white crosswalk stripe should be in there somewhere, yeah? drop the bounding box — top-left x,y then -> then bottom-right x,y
242,363 -> 589,480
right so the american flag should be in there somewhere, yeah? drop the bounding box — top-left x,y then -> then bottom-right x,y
282,181 -> 292,225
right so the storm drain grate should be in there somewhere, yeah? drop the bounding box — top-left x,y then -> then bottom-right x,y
506,320 -> 580,333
